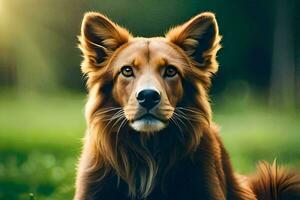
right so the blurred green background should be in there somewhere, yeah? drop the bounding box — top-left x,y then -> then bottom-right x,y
0,0 -> 299,199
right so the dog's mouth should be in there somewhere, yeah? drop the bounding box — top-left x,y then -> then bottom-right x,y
129,113 -> 168,133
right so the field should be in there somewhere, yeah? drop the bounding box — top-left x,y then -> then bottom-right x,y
0,93 -> 299,200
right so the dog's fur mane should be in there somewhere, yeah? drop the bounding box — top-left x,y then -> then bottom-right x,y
74,12 -> 300,200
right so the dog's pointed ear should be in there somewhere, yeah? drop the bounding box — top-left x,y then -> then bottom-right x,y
79,12 -> 132,69
166,12 -> 221,74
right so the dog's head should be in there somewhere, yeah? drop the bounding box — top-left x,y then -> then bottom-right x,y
80,12 -> 221,134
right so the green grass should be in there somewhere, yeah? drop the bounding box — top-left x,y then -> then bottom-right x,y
0,94 -> 85,200
214,104 -> 300,173
0,93 -> 299,200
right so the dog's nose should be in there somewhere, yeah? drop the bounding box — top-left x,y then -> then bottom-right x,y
136,89 -> 161,110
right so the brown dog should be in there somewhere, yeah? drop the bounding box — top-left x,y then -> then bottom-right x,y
74,12 -> 300,200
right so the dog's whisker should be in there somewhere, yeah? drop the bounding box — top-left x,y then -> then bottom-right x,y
96,107 -> 122,112
176,107 -> 202,115
170,115 -> 185,143
101,110 -> 124,134
115,117 -> 128,157
101,113 -> 125,121
173,110 -> 196,138
94,107 -> 122,116
176,107 -> 210,125
172,112 -> 189,129
174,109 -> 198,135
175,109 -> 195,127
174,109 -> 189,120
102,110 -> 124,120
176,107 -> 206,119
110,114 -> 126,130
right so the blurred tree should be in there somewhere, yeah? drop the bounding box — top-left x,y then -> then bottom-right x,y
269,0 -> 297,109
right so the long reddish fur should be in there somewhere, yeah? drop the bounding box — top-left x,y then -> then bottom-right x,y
74,12 -> 300,200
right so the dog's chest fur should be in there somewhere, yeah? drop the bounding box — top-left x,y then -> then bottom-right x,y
88,158 -> 215,200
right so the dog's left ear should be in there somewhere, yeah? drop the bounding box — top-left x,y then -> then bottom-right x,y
166,12 -> 221,74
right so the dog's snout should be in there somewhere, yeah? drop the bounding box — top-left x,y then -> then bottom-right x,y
136,89 -> 161,110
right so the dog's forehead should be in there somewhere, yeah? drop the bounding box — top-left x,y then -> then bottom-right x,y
114,38 -> 184,66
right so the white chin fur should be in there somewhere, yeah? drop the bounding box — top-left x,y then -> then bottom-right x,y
130,118 -> 167,133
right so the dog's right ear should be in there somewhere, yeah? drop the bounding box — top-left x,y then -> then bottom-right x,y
79,12 -> 132,72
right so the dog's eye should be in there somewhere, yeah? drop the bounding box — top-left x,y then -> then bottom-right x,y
164,65 -> 178,77
120,66 -> 134,77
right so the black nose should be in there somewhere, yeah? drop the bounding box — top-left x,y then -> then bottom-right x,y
136,89 -> 161,110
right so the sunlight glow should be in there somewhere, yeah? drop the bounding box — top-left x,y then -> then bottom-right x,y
0,0 -> 6,25
0,0 -> 3,14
